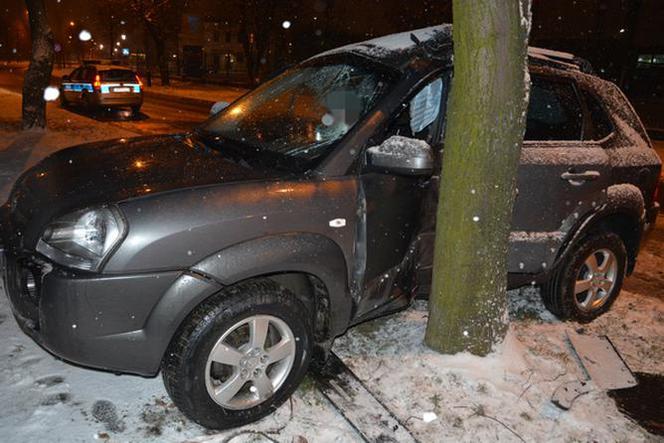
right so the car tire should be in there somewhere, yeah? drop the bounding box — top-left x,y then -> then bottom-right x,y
541,232 -> 627,322
131,105 -> 141,116
162,279 -> 312,430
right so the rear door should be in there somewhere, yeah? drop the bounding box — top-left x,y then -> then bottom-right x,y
509,73 -> 610,274
62,67 -> 83,103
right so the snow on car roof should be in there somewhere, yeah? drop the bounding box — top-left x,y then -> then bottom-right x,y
315,25 -> 453,69
318,24 -> 591,73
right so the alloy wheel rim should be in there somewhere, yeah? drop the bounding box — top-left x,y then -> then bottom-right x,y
204,314 -> 296,410
574,248 -> 618,312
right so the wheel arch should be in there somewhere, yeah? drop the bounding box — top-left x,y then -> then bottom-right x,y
190,233 -> 353,338
555,184 -> 645,275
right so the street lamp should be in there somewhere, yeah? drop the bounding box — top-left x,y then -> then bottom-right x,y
78,30 -> 92,42
121,34 -> 127,41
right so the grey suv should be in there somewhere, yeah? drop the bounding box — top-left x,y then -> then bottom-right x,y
1,26 -> 660,429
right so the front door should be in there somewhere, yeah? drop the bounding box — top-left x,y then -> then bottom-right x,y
356,76 -> 446,318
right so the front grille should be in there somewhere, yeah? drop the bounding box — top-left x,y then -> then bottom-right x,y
2,252 -> 42,328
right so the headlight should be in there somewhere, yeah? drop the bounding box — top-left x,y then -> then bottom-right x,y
36,206 -> 126,271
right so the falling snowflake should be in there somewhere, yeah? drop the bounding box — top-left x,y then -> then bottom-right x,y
43,86 -> 60,101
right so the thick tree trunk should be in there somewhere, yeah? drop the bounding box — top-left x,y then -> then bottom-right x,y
22,0 -> 55,130
154,38 -> 170,86
424,0 -> 532,355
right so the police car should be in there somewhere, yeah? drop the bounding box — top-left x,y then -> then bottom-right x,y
60,62 -> 143,114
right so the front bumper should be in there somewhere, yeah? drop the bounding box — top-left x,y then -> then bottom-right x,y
1,245 -> 221,376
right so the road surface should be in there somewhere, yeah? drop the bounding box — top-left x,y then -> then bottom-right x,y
0,69 -> 229,136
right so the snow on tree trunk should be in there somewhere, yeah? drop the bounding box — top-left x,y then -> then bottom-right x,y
425,0 -> 532,355
22,0 -> 55,130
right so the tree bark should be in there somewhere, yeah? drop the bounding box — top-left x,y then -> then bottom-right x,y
22,0 -> 55,130
424,0 -> 532,355
154,37 -> 170,86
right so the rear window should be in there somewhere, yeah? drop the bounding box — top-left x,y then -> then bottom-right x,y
525,76 -> 583,141
581,89 -> 614,141
100,70 -> 137,82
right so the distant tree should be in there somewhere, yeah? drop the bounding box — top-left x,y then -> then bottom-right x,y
233,0 -> 279,87
22,0 -> 55,130
424,0 -> 532,355
124,0 -> 187,86
95,2 -> 117,59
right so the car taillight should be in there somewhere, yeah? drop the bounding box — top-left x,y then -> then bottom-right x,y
135,74 -> 143,87
93,74 -> 101,91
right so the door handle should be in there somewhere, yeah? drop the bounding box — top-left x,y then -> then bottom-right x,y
561,170 -> 600,183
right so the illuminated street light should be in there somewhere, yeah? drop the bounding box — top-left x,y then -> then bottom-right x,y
116,41 -> 121,46
121,34 -> 127,41
78,30 -> 92,41
282,20 -> 292,29
69,21 -> 75,27
99,44 -> 104,50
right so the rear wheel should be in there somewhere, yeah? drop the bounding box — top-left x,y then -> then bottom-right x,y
162,279 -> 312,429
541,232 -> 627,322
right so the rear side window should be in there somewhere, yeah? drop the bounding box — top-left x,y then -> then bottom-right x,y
69,68 -> 82,81
581,89 -> 614,140
82,67 -> 96,82
100,70 -> 137,82
525,76 -> 582,141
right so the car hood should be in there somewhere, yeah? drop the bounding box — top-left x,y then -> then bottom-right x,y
2,133 -> 286,250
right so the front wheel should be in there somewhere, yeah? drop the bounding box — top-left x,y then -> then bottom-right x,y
162,279 -> 312,429
541,232 -> 627,322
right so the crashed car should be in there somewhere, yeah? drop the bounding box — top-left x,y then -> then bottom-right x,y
1,25 -> 660,429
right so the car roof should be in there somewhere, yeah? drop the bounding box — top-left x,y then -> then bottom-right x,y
78,62 -> 134,72
317,24 -> 594,75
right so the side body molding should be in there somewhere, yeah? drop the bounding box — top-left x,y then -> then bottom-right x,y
192,233 -> 353,336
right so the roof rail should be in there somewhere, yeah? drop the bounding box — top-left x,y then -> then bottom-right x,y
528,46 -> 594,74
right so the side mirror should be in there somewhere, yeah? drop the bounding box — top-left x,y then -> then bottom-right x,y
210,101 -> 230,116
367,135 -> 434,176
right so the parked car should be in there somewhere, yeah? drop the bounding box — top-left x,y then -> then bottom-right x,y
1,25 -> 660,429
60,63 -> 143,115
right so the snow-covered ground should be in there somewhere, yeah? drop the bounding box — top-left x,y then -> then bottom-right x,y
1,88 -> 663,442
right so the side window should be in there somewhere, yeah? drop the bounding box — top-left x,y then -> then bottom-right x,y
581,89 -> 614,140
82,68 -> 96,82
70,68 -> 82,82
525,76 -> 583,141
384,77 -> 444,144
